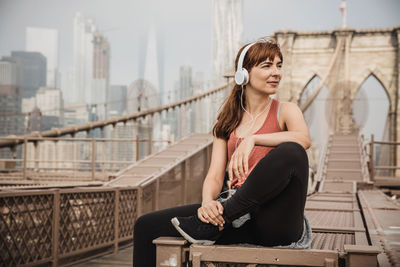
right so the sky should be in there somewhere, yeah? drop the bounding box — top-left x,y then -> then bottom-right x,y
0,0 -> 399,151
0,0 -> 399,92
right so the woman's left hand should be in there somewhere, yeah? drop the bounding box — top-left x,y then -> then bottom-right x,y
228,135 -> 255,182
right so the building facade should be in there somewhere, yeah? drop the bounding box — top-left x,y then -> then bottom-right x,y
26,27 -> 59,88
92,31 -> 110,119
0,59 -> 23,136
10,51 -> 46,98
179,65 -> 193,100
72,12 -> 95,105
108,85 -> 127,117
72,13 -> 109,121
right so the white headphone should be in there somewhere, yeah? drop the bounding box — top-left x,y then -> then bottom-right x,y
234,42 -> 256,86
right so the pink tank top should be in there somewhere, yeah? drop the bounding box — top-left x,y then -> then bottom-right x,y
227,99 -> 283,188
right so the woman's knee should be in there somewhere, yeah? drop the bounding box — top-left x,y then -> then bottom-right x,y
134,213 -> 153,235
276,142 -> 308,163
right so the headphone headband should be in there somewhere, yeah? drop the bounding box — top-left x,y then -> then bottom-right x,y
236,42 -> 255,74
234,42 -> 255,86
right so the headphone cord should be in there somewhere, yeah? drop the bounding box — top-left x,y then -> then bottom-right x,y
235,86 -> 272,151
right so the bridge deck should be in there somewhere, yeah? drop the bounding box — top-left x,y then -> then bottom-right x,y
2,133 -> 398,267
359,189 -> 400,266
72,247 -> 132,267
78,134 -> 398,266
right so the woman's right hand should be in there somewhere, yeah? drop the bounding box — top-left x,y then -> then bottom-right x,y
197,200 -> 225,227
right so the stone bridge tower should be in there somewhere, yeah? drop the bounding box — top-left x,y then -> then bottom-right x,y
273,27 -> 400,165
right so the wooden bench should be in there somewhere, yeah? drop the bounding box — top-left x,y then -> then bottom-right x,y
153,237 -> 380,267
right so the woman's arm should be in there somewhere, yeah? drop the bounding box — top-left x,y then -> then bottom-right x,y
202,137 -> 227,203
228,102 -> 311,180
253,102 -> 310,149
197,136 -> 228,226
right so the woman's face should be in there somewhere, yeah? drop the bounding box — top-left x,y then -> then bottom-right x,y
248,55 -> 282,95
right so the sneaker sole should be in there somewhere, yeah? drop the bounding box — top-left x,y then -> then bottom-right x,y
171,217 -> 216,245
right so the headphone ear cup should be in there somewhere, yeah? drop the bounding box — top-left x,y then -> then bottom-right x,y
235,68 -> 249,85
235,70 -> 245,85
242,69 -> 249,85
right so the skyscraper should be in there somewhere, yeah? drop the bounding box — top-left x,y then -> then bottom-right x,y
72,12 -> 95,104
72,13 -> 109,120
10,51 -> 46,98
212,0 -> 243,86
36,87 -> 64,118
26,27 -> 59,88
179,65 -> 193,99
143,23 -> 160,99
92,31 -> 110,119
0,58 -> 23,136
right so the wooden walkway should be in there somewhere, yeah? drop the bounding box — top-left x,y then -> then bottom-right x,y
76,134 -> 400,266
71,247 -> 132,267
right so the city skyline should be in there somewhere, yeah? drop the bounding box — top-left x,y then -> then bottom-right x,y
0,0 -> 399,144
0,0 -> 399,92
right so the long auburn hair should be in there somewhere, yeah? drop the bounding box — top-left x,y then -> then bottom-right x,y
212,38 -> 283,140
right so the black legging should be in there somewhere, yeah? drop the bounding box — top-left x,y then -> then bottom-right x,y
133,141 -> 309,266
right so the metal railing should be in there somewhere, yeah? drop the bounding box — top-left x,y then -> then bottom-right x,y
0,135 -> 170,183
368,134 -> 399,181
0,82 -> 231,186
0,135 -> 212,266
1,187 -> 137,266
0,82 -> 231,149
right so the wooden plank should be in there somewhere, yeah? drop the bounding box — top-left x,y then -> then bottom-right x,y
354,211 -> 369,245
354,232 -> 369,246
306,207 -> 359,212
72,247 -> 133,267
153,237 -> 187,246
311,226 -> 365,233
374,176 -> 400,187
190,245 -> 338,266
307,199 -> 353,203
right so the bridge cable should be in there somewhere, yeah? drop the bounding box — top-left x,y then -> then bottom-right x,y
300,38 -> 345,113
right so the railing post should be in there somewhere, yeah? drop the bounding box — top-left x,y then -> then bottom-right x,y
54,140 -> 57,172
72,139 -> 77,178
102,140 -> 105,178
137,186 -> 143,218
114,188 -> 120,253
34,141 -> 40,170
178,106 -> 182,139
136,135 -> 140,161
155,179 -> 159,211
52,189 -> 60,267
149,131 -> 153,155
23,137 -> 27,180
92,138 -> 96,181
181,160 -> 188,205
370,134 -> 374,181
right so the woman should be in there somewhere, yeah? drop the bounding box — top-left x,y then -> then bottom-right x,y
133,38 -> 311,267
